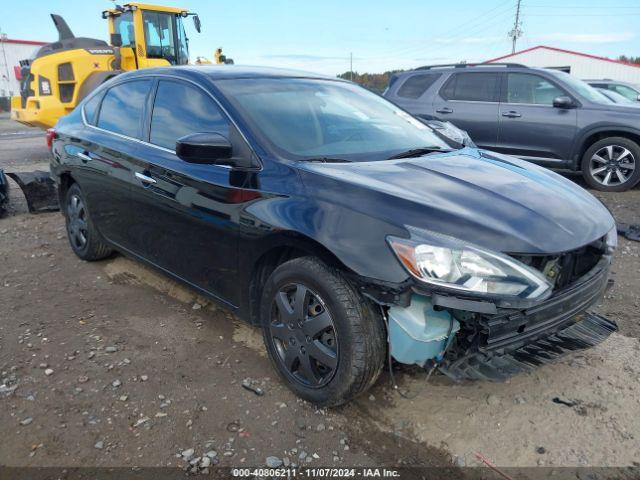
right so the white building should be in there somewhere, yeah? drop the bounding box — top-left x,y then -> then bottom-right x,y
485,45 -> 640,83
0,37 -> 47,98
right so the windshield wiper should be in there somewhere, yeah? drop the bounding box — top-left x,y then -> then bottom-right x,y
298,157 -> 352,163
387,146 -> 449,160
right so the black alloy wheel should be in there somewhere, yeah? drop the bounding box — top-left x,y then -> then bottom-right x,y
64,183 -> 112,261
259,257 -> 386,406
67,191 -> 89,251
268,283 -> 338,388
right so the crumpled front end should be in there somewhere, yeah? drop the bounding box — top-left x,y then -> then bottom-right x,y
438,255 -> 617,381
381,238 -> 618,381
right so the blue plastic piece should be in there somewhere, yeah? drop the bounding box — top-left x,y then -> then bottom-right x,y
388,295 -> 460,366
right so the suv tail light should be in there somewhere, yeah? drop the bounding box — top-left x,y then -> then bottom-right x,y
45,128 -> 57,150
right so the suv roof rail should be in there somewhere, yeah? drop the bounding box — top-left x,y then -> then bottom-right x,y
415,62 -> 528,70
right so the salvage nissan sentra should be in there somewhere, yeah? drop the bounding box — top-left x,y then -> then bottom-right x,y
50,66 -> 618,406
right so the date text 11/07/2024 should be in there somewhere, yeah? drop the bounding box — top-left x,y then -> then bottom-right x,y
231,468 -> 401,477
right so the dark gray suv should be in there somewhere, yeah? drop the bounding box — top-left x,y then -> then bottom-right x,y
384,63 -> 640,192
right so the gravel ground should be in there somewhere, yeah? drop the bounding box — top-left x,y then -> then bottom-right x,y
1,115 -> 639,471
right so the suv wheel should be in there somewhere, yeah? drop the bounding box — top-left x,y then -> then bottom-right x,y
64,183 -> 113,261
260,257 -> 385,406
581,137 -> 640,192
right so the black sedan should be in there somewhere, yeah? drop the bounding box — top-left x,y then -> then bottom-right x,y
50,66 -> 618,406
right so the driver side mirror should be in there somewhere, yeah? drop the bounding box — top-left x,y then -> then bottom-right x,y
193,15 -> 201,33
553,95 -> 576,109
176,133 -> 233,166
636,94 -> 640,102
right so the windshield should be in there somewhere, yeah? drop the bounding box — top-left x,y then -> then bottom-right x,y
142,11 -> 189,65
215,78 -> 452,161
546,70 -> 610,103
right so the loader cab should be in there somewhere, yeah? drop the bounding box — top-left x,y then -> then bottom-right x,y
105,3 -> 198,70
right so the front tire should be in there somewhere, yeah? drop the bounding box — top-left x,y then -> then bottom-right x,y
260,257 -> 386,406
581,137 -> 640,192
64,183 -> 113,261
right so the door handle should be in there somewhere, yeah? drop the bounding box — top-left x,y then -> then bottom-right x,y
134,171 -> 157,185
436,107 -> 453,114
502,111 -> 521,118
76,152 -> 92,163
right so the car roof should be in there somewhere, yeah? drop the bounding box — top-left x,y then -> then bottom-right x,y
117,65 -> 342,82
584,79 -> 635,85
394,64 -> 550,77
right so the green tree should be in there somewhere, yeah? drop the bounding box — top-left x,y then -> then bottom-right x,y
337,70 -> 405,94
617,55 -> 640,65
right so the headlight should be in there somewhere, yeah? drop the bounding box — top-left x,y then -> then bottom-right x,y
388,229 -> 552,301
605,225 -> 618,253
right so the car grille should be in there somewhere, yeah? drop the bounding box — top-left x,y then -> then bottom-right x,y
511,241 -> 605,291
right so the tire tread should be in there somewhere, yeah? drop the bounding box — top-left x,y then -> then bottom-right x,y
260,256 -> 386,406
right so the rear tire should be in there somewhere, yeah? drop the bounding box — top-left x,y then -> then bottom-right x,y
260,257 -> 386,406
581,137 -> 640,192
64,183 -> 113,261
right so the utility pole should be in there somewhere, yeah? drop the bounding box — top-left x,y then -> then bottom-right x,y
0,31 -> 12,97
349,52 -> 353,81
509,0 -> 522,54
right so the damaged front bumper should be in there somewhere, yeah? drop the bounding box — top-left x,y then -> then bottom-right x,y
4,170 -> 59,213
440,312 -> 616,381
0,169 -> 8,215
383,256 -> 617,381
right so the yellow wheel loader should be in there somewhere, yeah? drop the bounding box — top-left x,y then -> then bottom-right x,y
11,3 -> 229,130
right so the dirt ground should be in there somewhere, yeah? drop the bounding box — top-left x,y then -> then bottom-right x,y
1,113 -> 639,471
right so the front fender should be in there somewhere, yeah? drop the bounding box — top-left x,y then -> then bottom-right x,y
241,194 -> 410,284
572,124 -> 640,168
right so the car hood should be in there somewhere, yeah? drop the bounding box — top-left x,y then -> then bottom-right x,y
297,148 -> 615,254
588,102 -> 640,113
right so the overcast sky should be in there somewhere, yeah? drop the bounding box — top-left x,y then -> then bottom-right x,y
1,0 -> 638,75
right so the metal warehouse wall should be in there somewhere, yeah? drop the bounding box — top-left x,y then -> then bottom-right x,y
489,48 -> 640,83
0,41 -> 42,97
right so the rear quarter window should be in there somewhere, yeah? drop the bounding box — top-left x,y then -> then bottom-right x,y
440,72 -> 498,102
82,92 -> 103,125
396,74 -> 441,99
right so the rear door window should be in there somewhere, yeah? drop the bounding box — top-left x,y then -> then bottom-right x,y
97,80 -> 151,138
397,74 -> 441,99
149,80 -> 230,151
506,73 -> 564,105
440,73 -> 499,102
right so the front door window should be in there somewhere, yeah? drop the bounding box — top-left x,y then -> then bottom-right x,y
506,74 -> 564,105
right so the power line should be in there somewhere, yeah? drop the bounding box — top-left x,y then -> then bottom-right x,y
524,4 -> 640,8
368,0 -> 515,59
526,13 -> 640,16
384,4 -> 517,61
